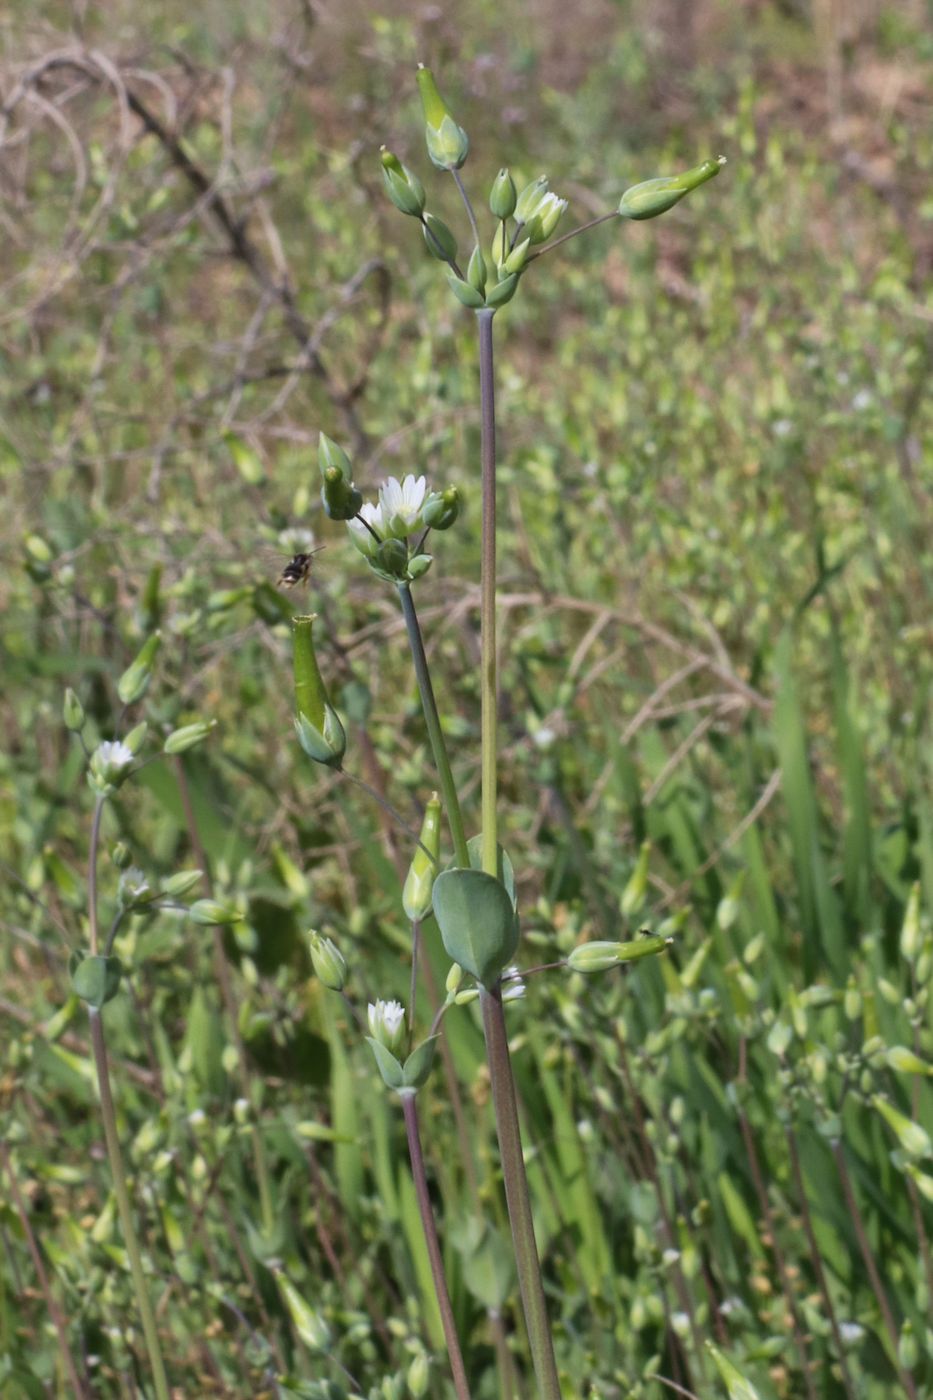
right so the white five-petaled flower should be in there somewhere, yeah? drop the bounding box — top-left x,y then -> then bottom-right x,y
95,740 -> 134,776
378,474 -> 428,539
367,998 -> 407,1053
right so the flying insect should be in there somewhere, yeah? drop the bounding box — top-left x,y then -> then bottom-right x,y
276,546 -> 325,590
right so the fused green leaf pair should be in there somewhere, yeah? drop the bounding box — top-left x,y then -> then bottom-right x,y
366,1034 -> 440,1096
70,952 -> 123,1009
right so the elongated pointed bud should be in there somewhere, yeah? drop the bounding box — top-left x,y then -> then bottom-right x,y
422,487 -> 460,531
515,175 -> 550,224
380,147 -> 426,216
117,632 -> 161,705
417,65 -> 469,170
163,719 -> 217,755
489,168 -> 517,220
422,212 -> 458,262
900,882 -> 921,961
621,840 -> 651,917
566,933 -> 671,972
319,434 -> 362,520
522,192 -> 567,244
502,236 -> 531,275
618,156 -> 726,221
403,793 -> 441,921
308,930 -> 348,991
872,1095 -> 931,1158
63,688 -> 85,732
292,614 -> 346,769
467,245 -> 487,294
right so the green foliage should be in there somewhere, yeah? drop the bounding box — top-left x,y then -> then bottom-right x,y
1,1 -> 932,1396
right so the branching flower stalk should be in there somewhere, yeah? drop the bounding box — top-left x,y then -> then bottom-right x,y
303,65 -> 723,1391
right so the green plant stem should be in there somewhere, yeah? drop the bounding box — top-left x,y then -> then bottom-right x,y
87,794 -> 105,954
397,582 -> 470,867
401,1093 -> 473,1400
89,1009 -> 171,1400
531,210 -> 619,260
451,167 -> 481,249
477,307 -> 498,877
480,987 -> 560,1399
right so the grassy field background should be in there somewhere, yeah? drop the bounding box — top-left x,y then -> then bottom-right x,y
1,1 -> 932,1396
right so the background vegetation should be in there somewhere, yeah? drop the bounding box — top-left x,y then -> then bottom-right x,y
1,0 -> 932,1395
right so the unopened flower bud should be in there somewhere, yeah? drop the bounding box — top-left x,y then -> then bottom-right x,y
189,898 -> 242,926
417,65 -> 469,170
308,930 -> 348,991
319,435 -> 363,521
160,869 -> 203,898
292,614 -> 346,769
403,793 -> 441,921
422,487 -> 460,531
872,1094 -> 931,1158
567,933 -> 672,972
515,175 -> 550,224
373,538 -> 410,580
467,245 -> 487,295
63,688 -> 85,732
124,721 -> 149,754
422,212 -> 458,262
117,632 -> 161,705
163,719 -> 217,755
111,842 -> 132,870
502,237 -> 531,275
523,191 -> 567,244
489,168 -> 517,220
618,156 -> 726,221
900,882 -> 921,961
380,147 -> 426,216
407,1352 -> 430,1397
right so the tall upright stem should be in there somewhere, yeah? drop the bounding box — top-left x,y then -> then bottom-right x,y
89,1009 -> 171,1400
398,582 -> 471,868
401,1093 -> 473,1400
477,307 -> 498,877
480,988 -> 560,1399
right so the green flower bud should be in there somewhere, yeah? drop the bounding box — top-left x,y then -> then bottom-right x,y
276,1275 -> 332,1353
163,719 -> 217,755
566,933 -> 671,972
901,882 -> 921,961
618,156 -> 726,221
422,487 -> 460,530
716,871 -> 745,931
485,274 -> 520,308
422,212 -> 458,262
502,236 -> 531,275
403,793 -> 441,921
380,147 -> 426,216
111,841 -> 132,870
515,175 -> 550,224
467,245 -> 487,294
189,898 -> 242,926
321,467 -> 363,519
292,614 -> 346,769
621,840 -> 651,917
446,271 -> 485,308
373,538 -> 410,580
886,1046 -> 933,1076
407,553 -> 433,580
445,962 -> 464,995
63,688 -> 85,732
117,632 -> 161,705
308,930 -> 348,991
318,432 -> 353,481
872,1094 -> 931,1158
489,168 -> 517,220
899,1320 -> 918,1371
490,221 -> 509,271
160,869 -> 203,898
417,65 -> 469,170
407,1352 -> 430,1397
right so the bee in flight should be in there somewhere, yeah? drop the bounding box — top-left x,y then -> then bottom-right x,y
276,546 -> 325,590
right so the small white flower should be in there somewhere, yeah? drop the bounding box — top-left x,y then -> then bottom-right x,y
97,740 -> 134,771
502,966 -> 526,1002
367,998 -> 406,1052
379,474 -> 428,538
347,499 -> 385,559
839,1321 -> 865,1345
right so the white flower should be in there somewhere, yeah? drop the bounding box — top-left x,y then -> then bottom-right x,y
367,998 -> 406,1053
501,966 -> 526,1002
839,1322 -> 865,1345
97,740 -> 134,771
347,500 -> 385,559
378,475 -> 428,538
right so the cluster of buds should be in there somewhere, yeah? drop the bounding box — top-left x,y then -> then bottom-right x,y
378,65 -> 724,317
319,432 -> 460,585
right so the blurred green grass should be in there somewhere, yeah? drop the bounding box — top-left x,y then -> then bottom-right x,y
1,1 -> 932,1396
